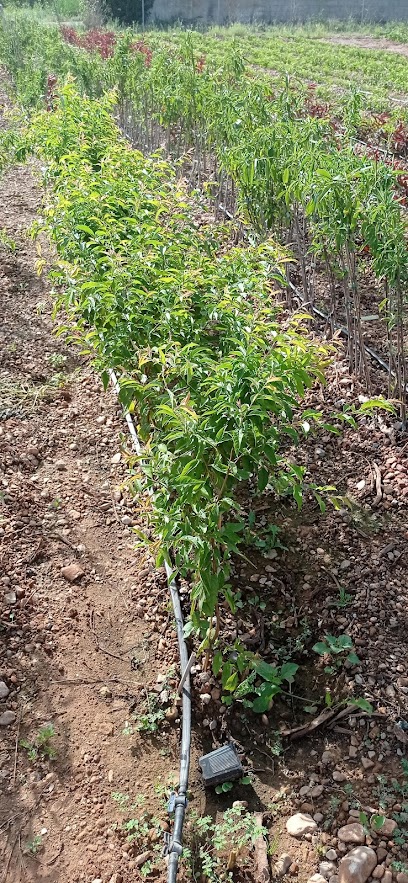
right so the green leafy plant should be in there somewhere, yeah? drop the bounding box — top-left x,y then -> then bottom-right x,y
18,81 -> 330,658
215,774 -> 252,795
0,227 -> 17,252
213,644 -> 298,712
24,835 -> 43,855
183,805 -> 267,881
111,789 -> 162,875
20,724 -> 56,762
244,512 -> 286,553
312,634 -> 360,673
332,587 -> 352,608
135,692 -> 166,734
112,791 -> 146,811
47,352 -> 67,369
359,811 -> 386,833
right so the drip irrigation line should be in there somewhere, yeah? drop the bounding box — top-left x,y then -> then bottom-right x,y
216,203 -> 397,386
108,367 -> 191,883
287,280 -> 403,383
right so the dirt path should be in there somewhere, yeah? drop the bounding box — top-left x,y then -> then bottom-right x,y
322,34 -> 408,58
0,159 -> 186,881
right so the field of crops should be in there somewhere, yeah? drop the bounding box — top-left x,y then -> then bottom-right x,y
2,11 -> 408,883
2,5 -> 408,713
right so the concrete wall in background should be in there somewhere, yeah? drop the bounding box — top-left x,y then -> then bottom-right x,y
150,0 -> 408,25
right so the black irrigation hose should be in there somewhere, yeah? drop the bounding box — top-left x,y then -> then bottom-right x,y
109,368 -> 191,883
165,562 -> 191,883
218,203 -> 395,381
287,280 -> 401,381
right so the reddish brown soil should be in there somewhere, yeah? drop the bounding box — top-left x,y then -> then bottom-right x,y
0,159 -> 189,882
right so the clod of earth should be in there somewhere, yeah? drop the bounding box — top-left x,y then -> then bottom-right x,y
274,854 -> 292,878
134,851 -> 152,868
61,562 -> 85,582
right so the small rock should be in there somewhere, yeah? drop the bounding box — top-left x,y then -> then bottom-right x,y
111,452 -> 122,465
274,854 -> 292,878
134,851 -> 152,868
319,862 -> 336,878
321,750 -> 335,765
286,813 -> 317,838
332,770 -> 347,783
338,823 -> 365,844
329,878 -> 339,883
372,866 -> 385,880
383,873 -> 392,883
338,846 -> 377,883
99,686 -> 112,699
0,681 -> 9,700
201,693 -> 211,705
314,813 -> 324,823
301,802 -> 313,813
0,710 -> 16,726
375,818 -> 397,837
396,875 -> 408,883
165,707 -> 178,722
308,876 -> 327,883
4,592 -> 16,605
311,784 -> 324,798
61,563 -> 84,583
361,757 -> 374,770
349,746 -> 358,759
289,864 -> 299,876
326,850 -> 337,862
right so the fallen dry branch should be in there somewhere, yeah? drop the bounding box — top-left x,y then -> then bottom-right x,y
254,813 -> 270,883
280,706 -> 337,739
372,461 -> 383,506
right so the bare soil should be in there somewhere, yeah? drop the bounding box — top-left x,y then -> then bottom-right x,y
0,160 -> 188,882
322,35 -> 408,58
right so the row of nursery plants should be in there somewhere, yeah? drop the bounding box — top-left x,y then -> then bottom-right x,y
0,20 -> 408,422
10,82 -> 330,650
2,18 -> 407,419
